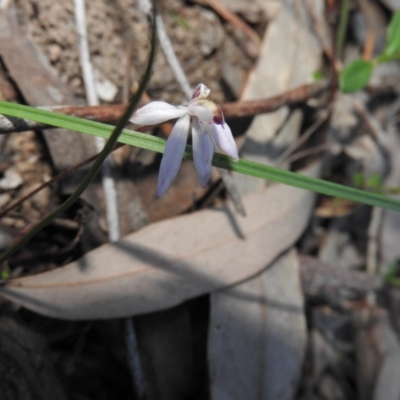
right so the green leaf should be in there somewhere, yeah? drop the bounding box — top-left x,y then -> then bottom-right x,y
168,10 -> 191,30
384,262 -> 400,286
2,101 -> 400,212
312,70 -> 324,81
385,10 -> 400,56
339,59 -> 373,93
0,267 -> 10,280
353,172 -> 364,188
367,173 -> 382,189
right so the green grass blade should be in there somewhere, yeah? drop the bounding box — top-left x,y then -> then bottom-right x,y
1,100 -> 400,212
0,101 -> 165,151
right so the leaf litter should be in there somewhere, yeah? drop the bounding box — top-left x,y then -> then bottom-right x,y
0,162 -> 319,319
1,1 -> 400,399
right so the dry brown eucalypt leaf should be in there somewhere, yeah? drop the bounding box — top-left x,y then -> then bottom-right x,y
0,161 -> 319,320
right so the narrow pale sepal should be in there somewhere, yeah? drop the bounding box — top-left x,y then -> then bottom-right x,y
192,120 -> 214,187
130,101 -> 187,126
212,123 -> 239,160
157,114 -> 190,197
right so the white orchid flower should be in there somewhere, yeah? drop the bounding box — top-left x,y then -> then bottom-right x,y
130,83 -> 239,197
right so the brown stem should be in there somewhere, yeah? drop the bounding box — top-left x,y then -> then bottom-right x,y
0,81 -> 329,134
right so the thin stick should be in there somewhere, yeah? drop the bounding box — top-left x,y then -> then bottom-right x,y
193,0 -> 261,52
306,0 -> 333,59
74,0 -> 120,242
367,207 -> 383,275
125,318 -> 147,399
124,4 -> 151,399
123,38 -> 134,104
365,206 -> 383,306
352,97 -> 391,177
275,112 -> 328,167
221,81 -> 329,118
0,82 -> 328,134
155,13 -> 192,99
284,143 -> 329,164
335,0 -> 350,59
0,144 -> 125,219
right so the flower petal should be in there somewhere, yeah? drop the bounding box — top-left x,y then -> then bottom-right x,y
130,101 -> 187,126
157,114 -> 190,197
191,83 -> 211,100
192,119 -> 214,187
188,100 -> 214,123
212,123 -> 239,160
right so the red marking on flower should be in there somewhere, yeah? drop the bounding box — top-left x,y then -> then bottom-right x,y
213,106 -> 225,125
191,86 -> 201,100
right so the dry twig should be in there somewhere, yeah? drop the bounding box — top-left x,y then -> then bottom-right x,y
192,0 -> 261,57
155,13 -> 192,100
0,83 -> 328,218
0,82 -> 328,134
74,0 -> 120,242
275,111 -> 329,167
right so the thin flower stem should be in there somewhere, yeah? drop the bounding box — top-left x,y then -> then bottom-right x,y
0,1 -> 157,264
335,0 -> 350,59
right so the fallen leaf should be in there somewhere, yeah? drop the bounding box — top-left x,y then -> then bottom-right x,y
0,163 -> 319,320
206,4 -> 322,397
354,307 -> 400,400
235,0 -> 321,194
209,249 -> 306,400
